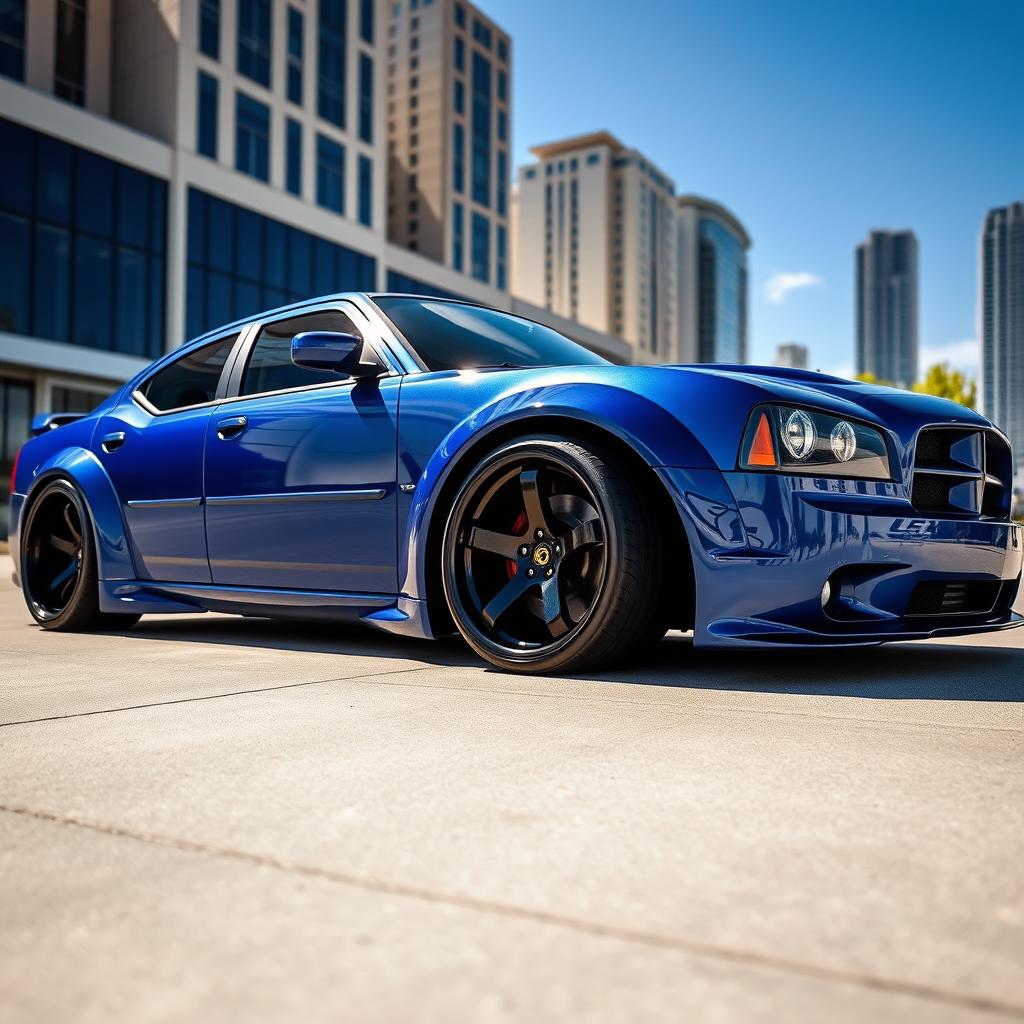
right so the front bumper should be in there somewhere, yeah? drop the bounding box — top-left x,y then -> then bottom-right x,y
661,468 -> 1024,648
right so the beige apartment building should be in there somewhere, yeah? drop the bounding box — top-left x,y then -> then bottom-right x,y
512,131 -> 678,361
386,0 -> 510,290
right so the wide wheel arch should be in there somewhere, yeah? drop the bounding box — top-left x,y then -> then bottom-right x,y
422,416 -> 695,638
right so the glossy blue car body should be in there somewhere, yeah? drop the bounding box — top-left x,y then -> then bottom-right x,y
9,292 -> 1023,649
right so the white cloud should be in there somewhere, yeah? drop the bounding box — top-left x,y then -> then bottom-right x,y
919,338 -> 979,376
764,272 -> 822,304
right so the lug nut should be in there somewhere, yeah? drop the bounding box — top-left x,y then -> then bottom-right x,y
554,545 -> 562,555
526,568 -> 535,577
545,567 -> 554,577
519,546 -> 529,556
535,529 -> 544,539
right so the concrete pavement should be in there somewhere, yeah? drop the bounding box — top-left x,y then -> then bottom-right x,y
1,554 -> 1022,1022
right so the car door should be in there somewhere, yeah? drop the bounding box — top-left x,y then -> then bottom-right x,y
203,303 -> 400,593
94,331 -> 243,582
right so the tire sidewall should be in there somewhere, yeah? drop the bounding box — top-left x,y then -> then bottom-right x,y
21,477 -> 98,629
442,436 -> 627,672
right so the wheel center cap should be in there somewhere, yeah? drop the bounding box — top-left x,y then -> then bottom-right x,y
532,543 -> 552,567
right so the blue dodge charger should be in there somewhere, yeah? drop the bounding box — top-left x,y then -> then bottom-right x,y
8,293 -> 1023,673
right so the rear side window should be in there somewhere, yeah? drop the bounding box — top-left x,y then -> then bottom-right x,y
141,334 -> 238,411
240,310 -> 363,397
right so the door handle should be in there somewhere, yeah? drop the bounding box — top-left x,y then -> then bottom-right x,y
216,415 -> 248,439
101,431 -> 126,453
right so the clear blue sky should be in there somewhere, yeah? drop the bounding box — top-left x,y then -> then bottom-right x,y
486,0 -> 1024,376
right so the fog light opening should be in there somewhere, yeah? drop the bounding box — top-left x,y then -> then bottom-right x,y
820,580 -> 832,610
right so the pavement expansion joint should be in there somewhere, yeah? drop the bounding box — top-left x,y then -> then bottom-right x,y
2,802 -> 1022,1021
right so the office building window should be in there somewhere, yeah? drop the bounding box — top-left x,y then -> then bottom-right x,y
316,134 -> 345,213
471,213 -> 489,283
360,0 -> 374,43
496,224 -> 507,290
358,53 -> 373,143
287,6 -> 303,104
51,385 -> 108,413
1,376 -> 32,532
318,0 -> 346,128
454,79 -> 464,114
237,0 -> 271,87
471,52 -> 491,207
497,37 -> 507,62
0,118 -> 167,357
452,122 -> 464,193
497,69 -> 507,102
586,152 -> 599,166
199,0 -> 220,60
1,0 -> 26,80
358,154 -> 372,227
472,19 -> 491,48
496,150 -> 507,216
452,201 -> 464,272
497,108 -> 506,142
186,188 -> 375,340
54,0 -> 86,105
286,118 -> 302,195
454,3 -> 466,28
196,72 -> 218,159
235,92 -> 269,181
454,36 -> 464,71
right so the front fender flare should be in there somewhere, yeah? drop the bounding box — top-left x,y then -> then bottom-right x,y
399,382 -> 718,614
22,448 -> 136,581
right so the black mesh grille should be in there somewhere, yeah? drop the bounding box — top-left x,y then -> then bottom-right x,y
905,581 -> 1002,617
911,474 -> 954,513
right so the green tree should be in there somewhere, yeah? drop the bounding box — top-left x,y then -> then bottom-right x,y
854,371 -> 897,387
912,363 -> 977,409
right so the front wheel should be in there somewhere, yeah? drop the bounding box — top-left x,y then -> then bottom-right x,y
21,478 -> 141,632
442,437 -> 664,674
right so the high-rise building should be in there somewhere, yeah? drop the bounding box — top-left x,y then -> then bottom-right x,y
774,343 -> 808,369
980,202 -> 1024,469
385,0 -> 510,289
855,229 -> 919,388
512,131 -> 678,361
676,194 -> 750,364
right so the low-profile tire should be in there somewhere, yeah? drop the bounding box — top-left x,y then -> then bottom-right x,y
442,436 -> 664,674
21,478 -> 141,633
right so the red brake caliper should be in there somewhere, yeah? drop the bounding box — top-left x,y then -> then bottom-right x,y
506,511 -> 528,578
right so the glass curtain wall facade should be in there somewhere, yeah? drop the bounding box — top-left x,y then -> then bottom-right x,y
0,119 -> 167,359
698,219 -> 748,364
185,188 -> 376,340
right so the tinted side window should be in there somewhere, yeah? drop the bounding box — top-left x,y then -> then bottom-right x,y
141,334 -> 238,411
240,309 -> 362,396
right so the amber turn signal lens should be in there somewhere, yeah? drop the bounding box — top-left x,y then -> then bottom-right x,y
747,412 -> 777,467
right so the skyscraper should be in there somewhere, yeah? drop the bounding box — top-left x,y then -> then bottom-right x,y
774,343 -> 809,369
512,132 -> 678,361
855,230 -> 919,387
981,202 -> 1024,469
676,195 -> 750,364
386,0 -> 511,290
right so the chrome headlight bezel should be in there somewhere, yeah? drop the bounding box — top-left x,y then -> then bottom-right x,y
738,404 -> 893,480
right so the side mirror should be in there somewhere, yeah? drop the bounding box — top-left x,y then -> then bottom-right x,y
291,331 -> 379,379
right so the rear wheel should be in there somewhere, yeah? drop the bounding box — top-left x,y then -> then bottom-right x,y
21,479 -> 140,632
442,437 -> 663,674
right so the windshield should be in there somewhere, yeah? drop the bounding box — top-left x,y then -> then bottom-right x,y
373,297 -> 609,372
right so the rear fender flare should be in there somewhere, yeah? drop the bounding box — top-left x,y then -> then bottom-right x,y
21,448 -> 136,581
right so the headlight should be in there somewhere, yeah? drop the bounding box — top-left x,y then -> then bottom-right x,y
739,404 -> 891,480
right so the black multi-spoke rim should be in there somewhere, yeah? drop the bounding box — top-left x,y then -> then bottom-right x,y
24,488 -> 85,620
447,453 -> 608,658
